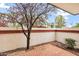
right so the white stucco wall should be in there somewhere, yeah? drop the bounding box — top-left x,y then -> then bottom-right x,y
0,28 -> 55,52
56,32 -> 79,44
0,27 -> 79,52
30,32 -> 55,46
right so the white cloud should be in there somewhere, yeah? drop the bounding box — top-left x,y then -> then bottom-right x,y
54,9 -> 71,20
0,3 -> 10,9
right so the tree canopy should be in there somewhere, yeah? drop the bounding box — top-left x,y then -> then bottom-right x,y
55,15 -> 65,28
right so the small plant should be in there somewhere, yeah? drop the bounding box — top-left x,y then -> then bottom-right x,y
65,38 -> 76,49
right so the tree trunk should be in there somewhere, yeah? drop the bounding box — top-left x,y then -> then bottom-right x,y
26,29 -> 31,49
27,35 -> 30,49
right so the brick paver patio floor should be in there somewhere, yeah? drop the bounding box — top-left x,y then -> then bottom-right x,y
8,44 -> 76,56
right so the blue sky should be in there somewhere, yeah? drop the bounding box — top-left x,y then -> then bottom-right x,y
0,3 -> 15,13
0,3 -> 79,27
48,9 -> 79,27
48,12 -> 79,27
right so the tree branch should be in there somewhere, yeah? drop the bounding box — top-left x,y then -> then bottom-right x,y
17,3 -> 29,29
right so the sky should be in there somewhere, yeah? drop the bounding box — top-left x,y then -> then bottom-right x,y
48,9 -> 79,27
0,3 -> 79,27
0,3 -> 15,13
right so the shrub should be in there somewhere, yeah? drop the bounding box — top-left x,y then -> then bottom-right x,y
65,38 -> 76,49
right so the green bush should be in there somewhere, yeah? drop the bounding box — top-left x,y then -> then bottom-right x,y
65,38 -> 76,49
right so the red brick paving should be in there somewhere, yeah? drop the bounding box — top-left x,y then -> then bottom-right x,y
8,44 -> 76,56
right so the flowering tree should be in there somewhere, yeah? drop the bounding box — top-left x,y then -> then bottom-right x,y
9,3 -> 56,49
0,13 -> 8,27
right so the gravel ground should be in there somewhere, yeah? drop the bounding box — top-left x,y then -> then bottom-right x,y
7,43 -> 75,56
51,41 -> 79,56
